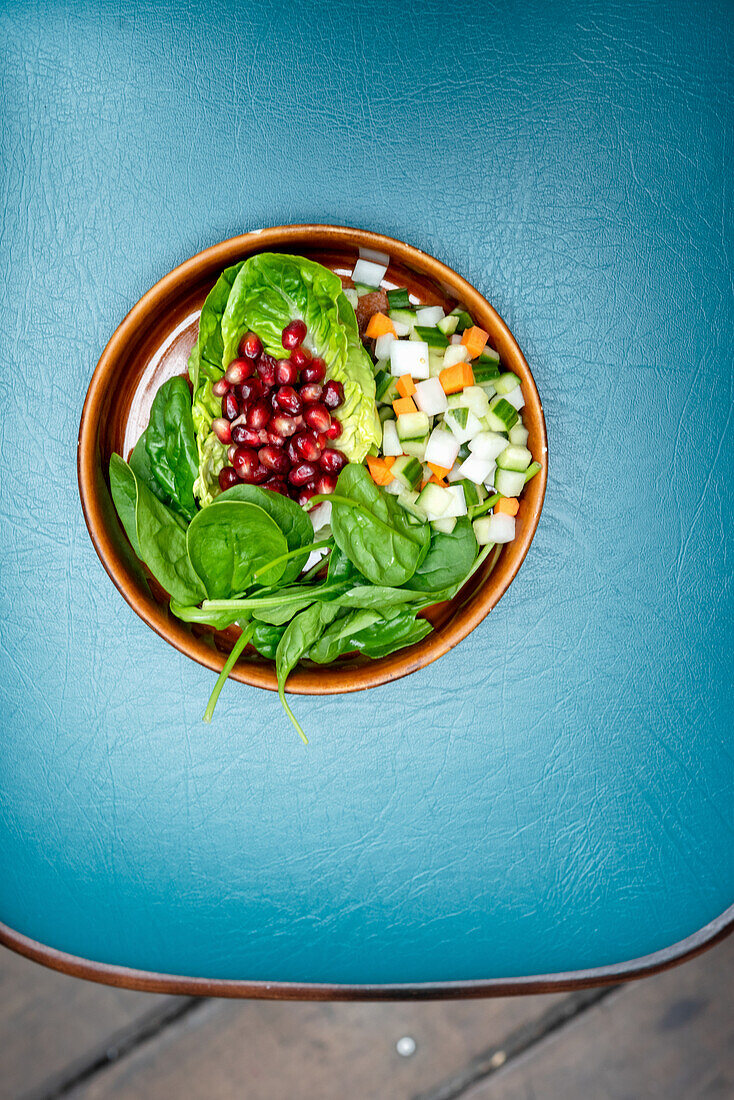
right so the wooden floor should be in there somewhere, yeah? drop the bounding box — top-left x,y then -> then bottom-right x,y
1,935 -> 732,1100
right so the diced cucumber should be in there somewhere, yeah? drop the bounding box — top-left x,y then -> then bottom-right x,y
389,308 -> 417,333
493,372 -> 521,395
468,431 -> 508,461
343,288 -> 359,309
458,442 -> 471,460
415,305 -> 445,326
391,455 -> 423,491
414,377 -> 448,416
375,372 -> 399,403
378,405 -> 396,424
472,358 -> 501,384
478,344 -> 500,365
424,427 -> 460,468
428,348 -> 445,377
460,385 -> 491,418
414,325 -> 449,348
508,421 -> 529,446
494,468 -> 525,496
387,288 -> 411,311
431,516 -> 457,535
485,395 -> 519,432
397,411 -> 430,440
503,385 -> 525,411
449,308 -> 473,332
417,482 -> 451,520
402,436 -> 429,460
474,513 -> 515,545
459,479 -> 485,508
444,406 -> 483,443
442,343 -> 471,368
375,332 -> 396,360
437,314 -> 459,337
381,418 -> 402,456
390,340 -> 430,379
496,444 -> 532,472
446,393 -> 464,410
477,382 -> 497,399
353,282 -> 379,296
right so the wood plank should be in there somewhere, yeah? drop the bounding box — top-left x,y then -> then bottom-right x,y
462,935 -> 734,1099
66,991 -> 568,1100
0,946 -> 184,1100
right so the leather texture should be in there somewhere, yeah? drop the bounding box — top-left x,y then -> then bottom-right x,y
0,0 -> 731,984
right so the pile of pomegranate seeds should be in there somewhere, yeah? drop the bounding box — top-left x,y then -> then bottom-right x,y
212,322 -> 347,505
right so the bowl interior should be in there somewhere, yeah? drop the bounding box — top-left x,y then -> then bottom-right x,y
79,226 -> 547,694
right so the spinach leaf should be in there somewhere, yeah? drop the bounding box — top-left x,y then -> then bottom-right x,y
169,598 -> 241,631
327,543 -> 359,584
406,516 -> 479,594
308,609 -> 383,663
109,453 -> 142,557
325,464 -> 430,587
214,485 -> 314,583
144,376 -> 199,520
129,432 -> 171,507
251,620 -> 287,660
352,610 -> 433,659
187,501 -> 288,599
275,601 -> 342,743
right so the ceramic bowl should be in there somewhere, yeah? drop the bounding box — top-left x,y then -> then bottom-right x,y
78,225 -> 547,694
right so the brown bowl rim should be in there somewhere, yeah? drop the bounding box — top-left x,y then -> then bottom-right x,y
78,225 -> 548,695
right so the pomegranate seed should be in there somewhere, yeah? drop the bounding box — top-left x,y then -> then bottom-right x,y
264,477 -> 289,496
297,485 -> 318,506
325,418 -> 343,440
227,444 -> 237,463
211,417 -> 232,444
237,377 -> 263,404
221,392 -> 240,421
225,358 -> 255,384
264,430 -> 284,447
231,423 -> 261,447
256,355 -> 277,387
259,445 -> 290,473
212,377 -> 231,397
232,446 -> 259,479
322,380 -> 344,409
246,399 -> 271,430
294,431 -> 322,463
286,438 -> 300,465
300,357 -> 325,383
240,332 -> 262,359
275,385 -> 303,415
251,463 -> 269,484
289,461 -> 318,486
218,466 -> 240,492
275,359 -> 299,385
299,382 -> 323,403
282,319 -> 307,349
270,414 -> 297,438
316,432 -> 327,448
320,447 -> 348,474
315,473 -> 338,495
290,346 -> 312,369
303,403 -> 331,433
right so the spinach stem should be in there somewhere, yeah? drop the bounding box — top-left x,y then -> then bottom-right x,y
279,687 -> 309,746
251,540 -> 331,583
202,620 -> 255,724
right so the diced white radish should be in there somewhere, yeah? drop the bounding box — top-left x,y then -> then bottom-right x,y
415,305 -> 445,326
375,332 -> 396,359
445,409 -> 483,444
450,334 -> 463,345
446,461 -> 464,483
443,344 -> 470,368
390,340 -> 430,379
414,377 -> 448,416
503,385 -> 525,411
383,477 -> 403,496
458,453 -> 496,484
303,546 -> 330,571
482,464 -> 498,489
444,484 -> 468,517
359,247 -> 390,266
425,428 -> 460,468
352,258 -> 388,286
468,431 -> 507,461
391,318 -> 411,336
308,501 -> 332,533
460,385 -> 491,418
343,288 -> 358,308
473,514 -> 515,545
381,419 -> 402,457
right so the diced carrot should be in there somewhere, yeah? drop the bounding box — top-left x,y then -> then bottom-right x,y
495,497 -> 519,517
461,326 -> 489,359
383,456 -> 396,469
428,474 -> 447,487
366,456 -> 394,486
439,362 -> 474,394
427,461 -> 451,479
365,312 -> 396,339
393,395 -> 417,416
396,374 -> 416,398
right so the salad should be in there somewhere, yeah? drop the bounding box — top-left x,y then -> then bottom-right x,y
109,250 -> 541,741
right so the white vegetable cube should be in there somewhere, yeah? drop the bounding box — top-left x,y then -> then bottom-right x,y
308,501 -> 332,533
352,258 -> 387,286
381,419 -> 402,457
473,514 -> 515,545
450,334 -> 463,345
390,339 -> 430,379
414,377 -> 448,416
415,305 -> 445,326
460,385 -> 491,418
424,427 -> 460,469
503,385 -> 525,411
443,344 -> 471,368
444,407 -> 483,444
446,461 -> 464,483
374,332 -> 396,359
358,247 -> 390,266
468,431 -> 508,461
391,318 -> 411,336
494,468 -> 526,496
458,453 -> 496,485
482,464 -> 498,489
444,484 -> 468,518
